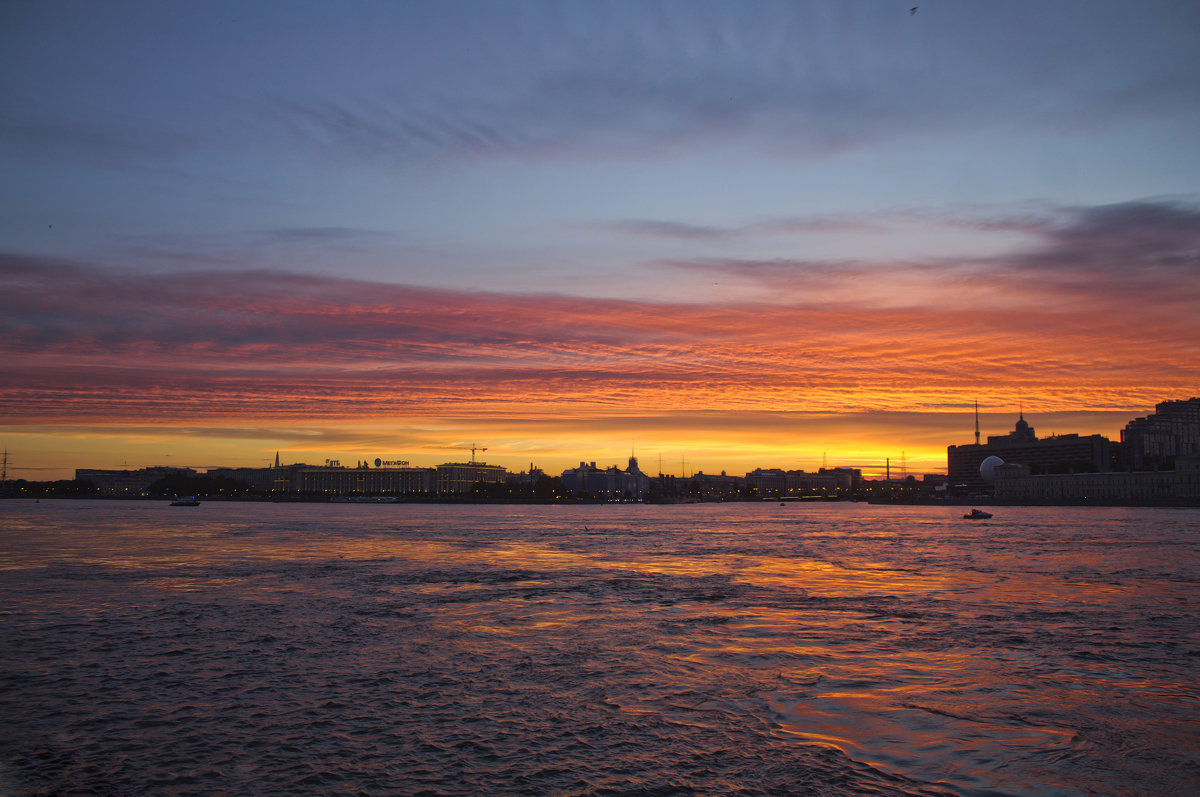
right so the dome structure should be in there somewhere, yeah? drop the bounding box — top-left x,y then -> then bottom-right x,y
979,455 -> 1005,484
1010,410 -> 1036,442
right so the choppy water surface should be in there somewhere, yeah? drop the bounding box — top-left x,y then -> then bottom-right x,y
1,501 -> 1198,796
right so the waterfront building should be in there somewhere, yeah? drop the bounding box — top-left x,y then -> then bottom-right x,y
506,467 -> 546,487
74,466 -> 197,496
994,454 -> 1200,505
560,456 -> 650,500
947,412 -> 1113,491
206,464 -> 308,493
819,466 -> 861,491
207,460 -> 501,496
744,468 -> 842,497
1121,397 -> 1200,471
684,471 -> 745,500
435,462 -> 507,494
744,468 -> 792,496
302,464 -> 436,495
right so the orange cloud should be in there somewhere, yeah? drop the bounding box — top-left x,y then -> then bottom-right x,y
3,201 -> 1197,478
3,254 -> 1195,423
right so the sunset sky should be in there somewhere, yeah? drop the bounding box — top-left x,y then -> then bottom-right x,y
3,1 -> 1199,480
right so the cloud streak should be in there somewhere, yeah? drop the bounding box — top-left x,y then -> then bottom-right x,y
597,213 -> 887,243
257,3 -> 1200,167
3,200 -> 1197,433
658,201 -> 1200,310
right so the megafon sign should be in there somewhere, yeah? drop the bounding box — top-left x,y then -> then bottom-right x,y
374,458 -> 410,467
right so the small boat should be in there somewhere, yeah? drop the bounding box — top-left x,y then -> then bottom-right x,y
170,496 -> 201,506
963,508 -> 992,519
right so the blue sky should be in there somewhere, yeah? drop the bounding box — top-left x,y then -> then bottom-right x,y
2,1 -> 1199,477
6,1 -> 1197,292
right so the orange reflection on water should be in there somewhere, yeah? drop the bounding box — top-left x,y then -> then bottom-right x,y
735,555 -> 954,597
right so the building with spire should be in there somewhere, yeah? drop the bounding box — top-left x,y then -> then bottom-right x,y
560,455 -> 650,500
947,410 -> 1114,492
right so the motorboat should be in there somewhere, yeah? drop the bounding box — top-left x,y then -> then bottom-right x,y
170,496 -> 201,506
962,508 -> 992,519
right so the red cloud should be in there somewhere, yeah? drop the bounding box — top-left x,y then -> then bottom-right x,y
2,245 -> 1196,428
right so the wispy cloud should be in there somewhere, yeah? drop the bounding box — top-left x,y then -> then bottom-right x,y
658,200 -> 1200,310
599,220 -> 734,242
596,213 -> 887,242
3,199 -> 1197,430
110,226 -> 402,271
261,4 -> 1200,166
1003,200 -> 1200,270
6,2 -> 1196,175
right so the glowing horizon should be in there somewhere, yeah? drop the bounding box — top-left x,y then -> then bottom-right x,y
0,408 -> 1161,483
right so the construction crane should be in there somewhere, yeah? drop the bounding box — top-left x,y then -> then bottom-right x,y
464,444 -> 487,464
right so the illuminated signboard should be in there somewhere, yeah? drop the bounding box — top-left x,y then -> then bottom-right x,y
374,458 -> 410,467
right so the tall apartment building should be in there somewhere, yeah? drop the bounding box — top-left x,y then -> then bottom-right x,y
1121,397 -> 1200,470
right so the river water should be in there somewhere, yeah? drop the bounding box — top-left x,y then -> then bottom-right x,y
1,500 -> 1197,796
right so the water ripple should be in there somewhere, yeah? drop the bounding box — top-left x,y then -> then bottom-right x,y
2,501 -> 1198,795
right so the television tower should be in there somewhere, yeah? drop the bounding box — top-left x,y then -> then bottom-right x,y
974,400 -> 981,446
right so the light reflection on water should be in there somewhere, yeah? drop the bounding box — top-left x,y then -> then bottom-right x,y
1,500 -> 1198,796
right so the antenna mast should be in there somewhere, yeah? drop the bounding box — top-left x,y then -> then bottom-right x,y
974,400 -> 981,446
